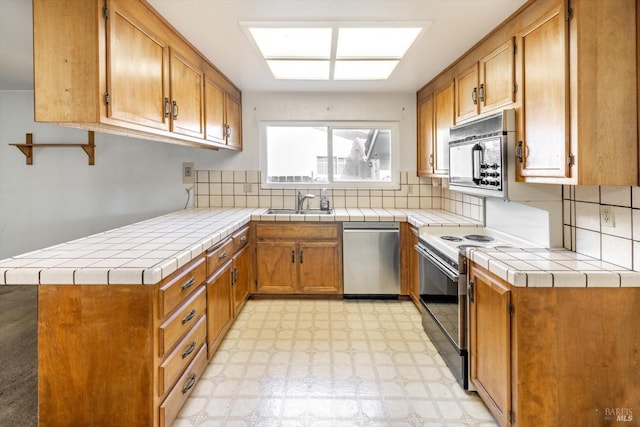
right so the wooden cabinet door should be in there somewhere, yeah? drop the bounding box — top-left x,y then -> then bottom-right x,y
417,95 -> 434,176
434,82 -> 454,176
255,241 -> 297,293
455,64 -> 479,122
204,77 -> 226,145
297,241 -> 341,294
469,265 -> 512,427
107,0 -> 169,130
408,226 -> 420,306
169,48 -> 205,139
232,245 -> 250,317
225,94 -> 242,149
206,262 -> 233,355
479,38 -> 515,113
516,3 -> 570,180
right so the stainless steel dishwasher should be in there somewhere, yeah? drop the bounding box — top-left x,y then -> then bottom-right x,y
342,221 -> 400,297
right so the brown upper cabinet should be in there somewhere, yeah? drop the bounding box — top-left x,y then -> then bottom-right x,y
417,81 -> 454,178
417,0 -> 638,186
33,0 -> 241,151
204,70 -> 243,150
516,0 -> 637,185
455,38 -> 515,123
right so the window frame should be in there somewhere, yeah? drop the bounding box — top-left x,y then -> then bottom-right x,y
259,120 -> 400,190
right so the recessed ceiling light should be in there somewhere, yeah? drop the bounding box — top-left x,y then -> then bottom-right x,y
248,27 -> 331,59
243,22 -> 429,81
266,60 -> 330,80
336,27 -> 423,59
334,60 -> 400,80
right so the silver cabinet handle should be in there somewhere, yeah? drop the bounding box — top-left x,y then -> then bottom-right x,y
182,341 -> 196,359
181,309 -> 196,325
182,374 -> 196,394
181,277 -> 195,291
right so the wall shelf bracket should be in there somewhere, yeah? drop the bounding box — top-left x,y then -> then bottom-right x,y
10,131 -> 96,165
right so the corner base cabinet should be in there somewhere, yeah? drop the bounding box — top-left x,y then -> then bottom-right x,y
468,262 -> 640,427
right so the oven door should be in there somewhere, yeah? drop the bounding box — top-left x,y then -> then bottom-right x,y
415,244 -> 465,350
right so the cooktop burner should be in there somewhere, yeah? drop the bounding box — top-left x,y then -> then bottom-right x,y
457,244 -> 481,250
464,234 -> 496,243
441,236 -> 464,242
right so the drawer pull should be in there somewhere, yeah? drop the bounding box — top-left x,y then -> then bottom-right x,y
240,236 -> 247,242
182,341 -> 196,359
218,251 -> 227,260
181,309 -> 196,325
181,277 -> 195,291
182,373 -> 196,394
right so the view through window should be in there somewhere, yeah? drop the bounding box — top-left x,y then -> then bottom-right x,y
263,123 -> 397,188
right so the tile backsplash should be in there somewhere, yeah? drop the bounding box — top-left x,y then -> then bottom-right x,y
564,185 -> 640,271
194,170 -> 484,222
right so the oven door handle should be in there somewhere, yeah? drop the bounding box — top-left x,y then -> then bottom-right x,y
472,143 -> 483,185
414,244 -> 459,282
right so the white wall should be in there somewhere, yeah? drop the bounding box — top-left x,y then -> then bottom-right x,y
208,91 -> 417,172
0,91 -> 224,258
0,90 -> 418,259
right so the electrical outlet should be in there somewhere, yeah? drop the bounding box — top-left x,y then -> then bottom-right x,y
600,206 -> 615,228
407,185 -> 413,195
243,183 -> 253,193
182,162 -> 194,184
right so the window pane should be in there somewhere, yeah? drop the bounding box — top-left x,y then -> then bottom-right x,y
266,126 -> 329,183
332,128 -> 392,181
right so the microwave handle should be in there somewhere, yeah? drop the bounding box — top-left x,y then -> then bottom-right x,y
472,143 -> 483,184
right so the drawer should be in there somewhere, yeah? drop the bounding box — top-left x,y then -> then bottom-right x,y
159,343 -> 207,427
232,226 -> 250,252
158,286 -> 206,357
159,315 -> 207,395
206,238 -> 233,275
158,256 -> 206,318
255,223 -> 339,240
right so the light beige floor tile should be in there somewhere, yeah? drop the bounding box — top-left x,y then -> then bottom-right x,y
174,299 -> 497,427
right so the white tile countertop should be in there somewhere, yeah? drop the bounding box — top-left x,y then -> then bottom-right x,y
468,246 -> 640,287
0,207 -> 479,286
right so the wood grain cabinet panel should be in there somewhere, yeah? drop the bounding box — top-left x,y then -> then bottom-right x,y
417,94 -> 434,176
433,82 -> 454,176
107,0 -> 170,130
516,0 -> 637,185
455,64 -> 479,122
33,0 -> 241,150
254,223 -> 343,295
204,71 -> 243,149
479,38 -> 515,113
469,261 -> 640,427
38,255 -> 209,427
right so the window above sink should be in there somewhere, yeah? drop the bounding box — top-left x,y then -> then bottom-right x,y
260,121 -> 400,189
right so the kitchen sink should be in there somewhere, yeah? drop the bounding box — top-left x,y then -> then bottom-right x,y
266,208 -> 333,215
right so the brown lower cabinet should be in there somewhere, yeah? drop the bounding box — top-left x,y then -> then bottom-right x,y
468,262 -> 640,427
253,222 -> 343,295
37,226 -> 253,427
38,256 -> 208,427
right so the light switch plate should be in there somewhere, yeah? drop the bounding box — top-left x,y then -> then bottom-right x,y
182,162 -> 194,184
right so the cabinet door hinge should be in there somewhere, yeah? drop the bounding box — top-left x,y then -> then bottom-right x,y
508,302 -> 514,316
104,92 -> 110,105
513,44 -> 517,55
508,410 -> 515,424
567,153 -> 575,166
102,5 -> 109,20
567,7 -> 573,22
513,82 -> 518,94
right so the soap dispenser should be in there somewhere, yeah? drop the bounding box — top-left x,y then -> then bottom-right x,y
320,189 -> 330,211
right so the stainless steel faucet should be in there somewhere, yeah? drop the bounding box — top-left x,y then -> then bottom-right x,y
297,191 -> 315,211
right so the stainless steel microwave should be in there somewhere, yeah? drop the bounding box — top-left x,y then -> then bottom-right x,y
448,109 -> 514,198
